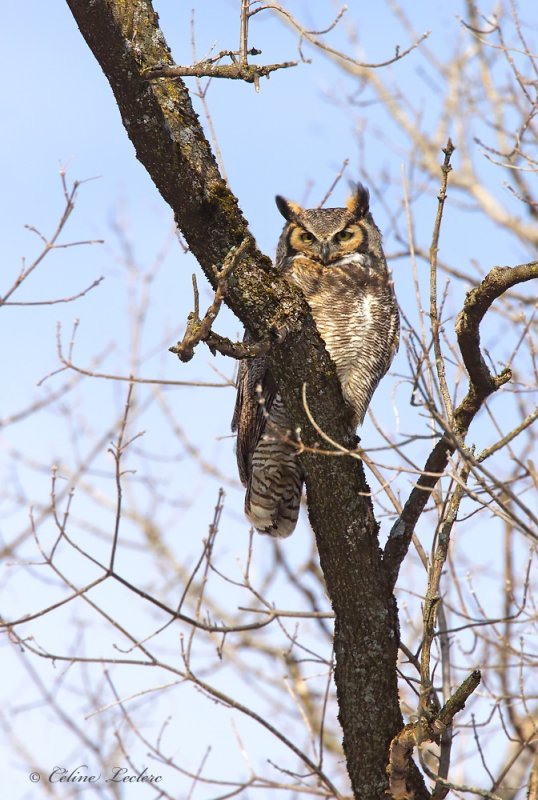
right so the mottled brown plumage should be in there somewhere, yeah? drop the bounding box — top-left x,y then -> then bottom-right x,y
232,184 -> 399,537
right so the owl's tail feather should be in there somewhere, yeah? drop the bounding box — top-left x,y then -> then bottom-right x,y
246,437 -> 304,538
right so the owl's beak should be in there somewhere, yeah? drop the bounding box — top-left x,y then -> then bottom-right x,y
320,242 -> 330,264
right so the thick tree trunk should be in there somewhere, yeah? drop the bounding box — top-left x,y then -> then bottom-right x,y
65,1 -> 426,796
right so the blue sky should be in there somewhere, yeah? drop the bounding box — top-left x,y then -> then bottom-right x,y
2,2 -> 536,798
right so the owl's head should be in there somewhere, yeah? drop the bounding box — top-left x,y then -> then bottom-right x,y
275,183 -> 384,268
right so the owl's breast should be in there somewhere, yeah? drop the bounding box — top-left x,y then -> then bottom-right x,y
285,256 -> 399,423
306,263 -> 387,350
286,256 -> 388,322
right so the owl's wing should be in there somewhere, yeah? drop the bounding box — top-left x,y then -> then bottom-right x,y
231,344 -> 277,487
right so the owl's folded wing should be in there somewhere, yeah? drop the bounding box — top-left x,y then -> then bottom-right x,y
231,345 -> 278,487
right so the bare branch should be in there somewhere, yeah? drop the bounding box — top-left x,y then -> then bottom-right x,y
143,60 -> 298,89
169,238 -> 271,362
430,138 -> 456,423
1,171 -> 103,306
386,671 -> 481,800
455,262 -> 538,402
384,248 -> 538,590
263,2 -> 430,68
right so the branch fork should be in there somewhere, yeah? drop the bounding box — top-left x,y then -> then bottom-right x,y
386,671 -> 482,799
169,238 -> 269,363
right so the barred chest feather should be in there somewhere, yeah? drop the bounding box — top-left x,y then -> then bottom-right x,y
284,254 -> 399,425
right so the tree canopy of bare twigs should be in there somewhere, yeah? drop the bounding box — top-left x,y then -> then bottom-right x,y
1,2 -> 537,799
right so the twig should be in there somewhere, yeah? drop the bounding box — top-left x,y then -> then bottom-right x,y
170,238 -> 269,362
1,171 -> 102,306
528,756 -> 538,800
182,670 -> 343,798
143,60 -> 298,91
383,252 -> 538,591
108,383 -> 141,571
190,12 -> 229,183
422,466 -> 471,799
258,2 -> 429,68
430,139 -> 456,423
239,0 -> 250,67
2,276 -> 104,306
386,671 -> 481,800
54,321 -> 232,387
318,159 -> 350,207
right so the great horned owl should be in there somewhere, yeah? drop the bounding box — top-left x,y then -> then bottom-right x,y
232,184 -> 399,537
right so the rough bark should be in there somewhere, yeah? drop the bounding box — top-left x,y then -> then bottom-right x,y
64,1 -> 424,796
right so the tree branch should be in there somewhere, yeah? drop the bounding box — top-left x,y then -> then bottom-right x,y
64,2 -> 413,797
143,60 -> 298,86
169,238 -> 270,363
383,249 -> 538,590
430,138 -> 456,423
386,671 -> 481,800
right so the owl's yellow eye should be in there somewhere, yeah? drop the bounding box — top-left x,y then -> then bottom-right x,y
300,232 -> 315,244
335,230 -> 353,242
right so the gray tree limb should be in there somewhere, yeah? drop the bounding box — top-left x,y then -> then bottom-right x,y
64,1 -> 426,796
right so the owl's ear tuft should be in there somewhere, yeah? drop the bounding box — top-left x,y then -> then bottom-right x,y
275,195 -> 302,221
346,183 -> 370,218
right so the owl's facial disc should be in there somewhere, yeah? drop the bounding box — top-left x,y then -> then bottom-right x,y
288,226 -> 334,263
288,221 -> 366,265
320,225 -> 367,264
